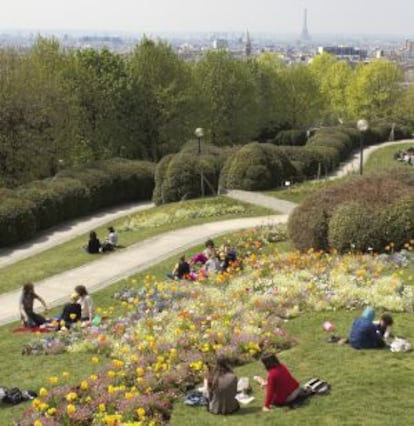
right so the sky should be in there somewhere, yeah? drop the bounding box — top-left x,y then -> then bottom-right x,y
1,0 -> 414,36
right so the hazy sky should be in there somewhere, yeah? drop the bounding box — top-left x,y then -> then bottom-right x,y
2,0 -> 414,35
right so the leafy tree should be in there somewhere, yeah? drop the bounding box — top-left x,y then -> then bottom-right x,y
194,50 -> 259,145
129,38 -> 199,161
346,59 -> 403,121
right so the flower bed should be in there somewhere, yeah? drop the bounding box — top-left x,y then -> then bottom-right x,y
18,230 -> 413,426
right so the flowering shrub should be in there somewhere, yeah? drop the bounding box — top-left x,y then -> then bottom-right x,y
18,229 -> 413,425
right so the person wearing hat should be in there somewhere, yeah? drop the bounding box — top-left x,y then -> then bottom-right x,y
349,307 -> 386,349
59,293 -> 82,329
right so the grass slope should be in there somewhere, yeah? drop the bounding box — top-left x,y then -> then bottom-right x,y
364,142 -> 414,174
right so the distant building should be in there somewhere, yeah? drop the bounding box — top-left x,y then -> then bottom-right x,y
212,38 -> 228,49
245,30 -> 252,57
318,46 -> 367,61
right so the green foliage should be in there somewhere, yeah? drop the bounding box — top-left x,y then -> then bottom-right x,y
221,143 -> 296,190
0,198 -> 37,246
273,129 -> 307,146
328,201 -> 382,252
289,173 -> 414,252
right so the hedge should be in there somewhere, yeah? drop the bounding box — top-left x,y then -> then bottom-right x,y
0,198 -> 37,246
220,143 -> 296,191
0,159 -> 155,248
288,172 -> 414,252
273,130 -> 308,146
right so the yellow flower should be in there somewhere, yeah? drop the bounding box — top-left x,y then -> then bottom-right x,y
32,399 -> 41,409
91,356 -> 100,364
39,402 -> 49,411
80,380 -> 88,390
89,374 -> 98,382
62,371 -> 70,380
136,367 -> 144,377
48,376 -> 58,385
67,404 -> 76,416
99,403 -> 106,412
34,421 -> 43,426
39,387 -> 48,397
47,407 -> 57,416
136,407 -> 146,418
107,370 -> 116,378
66,392 -> 78,402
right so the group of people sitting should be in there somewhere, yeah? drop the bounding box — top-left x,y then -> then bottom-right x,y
168,239 -> 237,280
86,226 -> 118,254
394,147 -> 414,166
19,283 -> 94,330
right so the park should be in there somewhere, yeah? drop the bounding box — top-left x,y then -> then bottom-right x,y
0,38 -> 413,426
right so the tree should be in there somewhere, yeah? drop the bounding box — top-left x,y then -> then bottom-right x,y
194,50 -> 259,145
128,38 -> 199,161
346,59 -> 403,121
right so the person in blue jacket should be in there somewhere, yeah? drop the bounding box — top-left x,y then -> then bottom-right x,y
349,307 -> 385,349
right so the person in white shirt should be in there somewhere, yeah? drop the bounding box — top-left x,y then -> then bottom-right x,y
74,285 -> 94,322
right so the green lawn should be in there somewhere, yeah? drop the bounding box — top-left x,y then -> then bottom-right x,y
263,179 -> 342,204
0,196 -> 273,294
171,311 -> 414,426
365,142 -> 414,173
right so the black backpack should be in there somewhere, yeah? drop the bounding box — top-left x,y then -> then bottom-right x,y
1,387 -> 37,405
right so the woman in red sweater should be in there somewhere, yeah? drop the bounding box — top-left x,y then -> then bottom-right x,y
260,353 -> 301,411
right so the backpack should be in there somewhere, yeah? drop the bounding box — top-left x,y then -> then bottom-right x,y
3,388 -> 24,405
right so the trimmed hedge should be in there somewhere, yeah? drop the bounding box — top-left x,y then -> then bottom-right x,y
0,198 -> 37,246
0,159 -> 155,248
288,172 -> 414,252
220,143 -> 296,191
273,130 -> 307,146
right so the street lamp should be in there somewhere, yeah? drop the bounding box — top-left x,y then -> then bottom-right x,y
194,127 -> 205,196
357,119 -> 369,175
194,127 -> 204,155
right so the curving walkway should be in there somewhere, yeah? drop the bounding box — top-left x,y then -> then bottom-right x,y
0,214 -> 286,325
0,201 -> 153,269
0,138 -> 410,325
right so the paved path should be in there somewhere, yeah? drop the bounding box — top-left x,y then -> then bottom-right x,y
0,214 -> 287,325
225,190 -> 296,215
0,201 -> 153,268
329,139 -> 413,178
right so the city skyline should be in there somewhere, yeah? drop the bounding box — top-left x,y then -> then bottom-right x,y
2,0 -> 414,36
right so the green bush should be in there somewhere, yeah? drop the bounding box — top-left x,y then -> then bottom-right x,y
279,146 -> 321,178
328,201 -> 383,252
220,143 -> 296,191
17,182 -> 61,230
379,195 -> 414,248
153,154 -> 175,205
288,173 -> 414,252
0,198 -> 37,247
273,130 -> 307,146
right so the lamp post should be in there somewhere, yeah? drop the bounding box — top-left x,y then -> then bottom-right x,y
357,119 -> 369,175
194,127 -> 205,196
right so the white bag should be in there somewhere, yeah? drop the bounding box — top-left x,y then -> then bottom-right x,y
390,338 -> 411,353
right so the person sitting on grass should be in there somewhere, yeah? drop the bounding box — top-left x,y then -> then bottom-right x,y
349,307 -> 386,349
74,285 -> 94,323
19,283 -> 48,328
59,293 -> 82,329
86,231 -> 101,254
102,226 -> 118,252
191,239 -> 216,265
167,255 -> 191,280
258,353 -> 302,411
206,356 -> 240,415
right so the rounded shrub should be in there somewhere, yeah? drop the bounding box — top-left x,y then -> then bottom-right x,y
279,146 -> 321,178
379,194 -> 414,249
288,173 -> 414,252
0,198 -> 37,247
328,201 -> 383,252
220,143 -> 296,191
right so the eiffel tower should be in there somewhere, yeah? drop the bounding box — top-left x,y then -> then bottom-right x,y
300,8 -> 311,42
